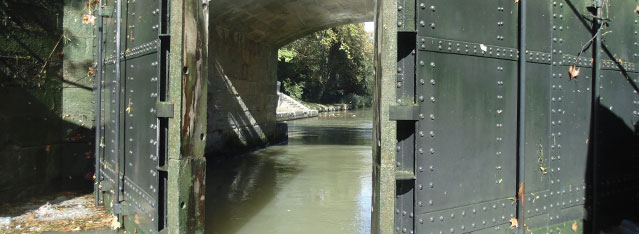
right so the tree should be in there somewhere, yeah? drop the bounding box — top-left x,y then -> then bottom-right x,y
277,23 -> 374,106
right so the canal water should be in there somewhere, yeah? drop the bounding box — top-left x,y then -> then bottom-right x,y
205,109 -> 373,234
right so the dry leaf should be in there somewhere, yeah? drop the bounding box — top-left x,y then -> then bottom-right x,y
618,58 -> 623,64
498,178 -> 503,184
514,0 -> 519,3
540,166 -> 547,174
635,5 -> 639,14
510,218 -> 519,228
126,106 -> 131,114
507,197 -> 517,202
88,67 -> 95,75
82,14 -> 96,25
572,221 -> 578,232
569,65 -> 580,79
480,44 -> 488,52
110,215 -> 121,230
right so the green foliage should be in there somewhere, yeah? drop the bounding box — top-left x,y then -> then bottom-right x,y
281,78 -> 305,100
0,0 -> 65,88
277,23 -> 374,105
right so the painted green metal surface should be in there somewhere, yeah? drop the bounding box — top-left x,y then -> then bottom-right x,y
95,0 -> 208,233
382,0 -> 639,233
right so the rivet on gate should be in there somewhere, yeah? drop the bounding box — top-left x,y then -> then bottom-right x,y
430,5 -> 435,11
420,3 -> 426,9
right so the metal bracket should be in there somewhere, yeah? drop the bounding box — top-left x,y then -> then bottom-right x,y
157,102 -> 174,118
389,105 -> 419,121
395,170 -> 416,180
156,165 -> 168,172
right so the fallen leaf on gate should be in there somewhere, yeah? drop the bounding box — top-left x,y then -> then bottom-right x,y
569,65 -> 580,79
480,44 -> 488,52
514,0 -> 519,3
635,5 -> 639,14
510,218 -> 519,228
507,197 -> 517,202
540,166 -> 547,174
110,215 -> 121,230
82,14 -> 96,25
572,221 -> 578,232
498,178 -> 503,184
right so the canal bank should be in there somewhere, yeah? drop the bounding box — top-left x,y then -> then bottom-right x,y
205,108 -> 372,234
275,93 -> 363,121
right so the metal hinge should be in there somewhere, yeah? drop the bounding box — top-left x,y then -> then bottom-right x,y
389,105 -> 419,121
157,102 -> 174,118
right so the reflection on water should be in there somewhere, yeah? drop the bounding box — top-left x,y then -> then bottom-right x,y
205,109 -> 372,234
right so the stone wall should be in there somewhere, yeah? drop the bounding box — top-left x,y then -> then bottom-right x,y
205,26 -> 284,156
0,0 -> 94,202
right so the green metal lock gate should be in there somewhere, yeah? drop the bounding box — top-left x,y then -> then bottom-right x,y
93,0 -> 208,233
384,0 -> 639,233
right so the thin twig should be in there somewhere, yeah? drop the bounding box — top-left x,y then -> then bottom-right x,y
39,33 -> 64,75
573,27 -> 603,66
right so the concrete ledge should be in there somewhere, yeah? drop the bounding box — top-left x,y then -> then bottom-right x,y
316,104 -> 355,113
276,110 -> 319,121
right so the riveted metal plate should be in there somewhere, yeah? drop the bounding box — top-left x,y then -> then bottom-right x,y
122,53 -> 160,233
416,0 -> 518,48
523,62 -> 551,195
414,50 -> 518,217
415,198 -> 516,233
125,0 -> 160,50
397,0 -> 415,32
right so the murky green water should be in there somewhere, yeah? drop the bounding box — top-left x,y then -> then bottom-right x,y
205,109 -> 372,234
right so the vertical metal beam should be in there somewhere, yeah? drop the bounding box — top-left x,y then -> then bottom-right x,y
517,0 -> 527,232
94,0 -> 104,207
591,0 -> 603,231
113,0 -> 122,217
